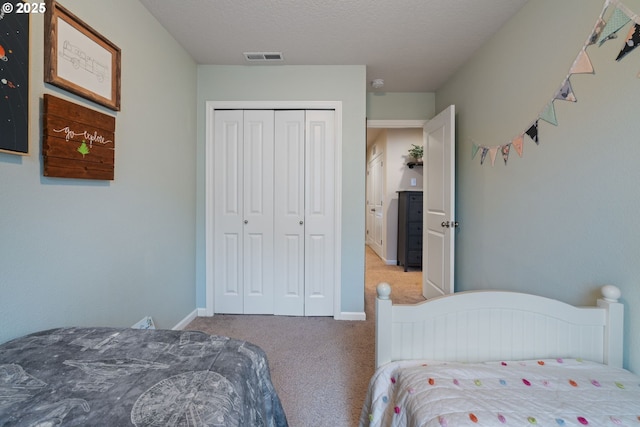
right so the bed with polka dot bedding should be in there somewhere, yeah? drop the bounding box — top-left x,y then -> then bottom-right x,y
360,358 -> 640,426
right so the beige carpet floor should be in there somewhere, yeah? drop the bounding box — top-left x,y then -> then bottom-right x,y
185,246 -> 424,427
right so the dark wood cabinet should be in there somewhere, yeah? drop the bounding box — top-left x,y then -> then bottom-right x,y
397,191 -> 423,271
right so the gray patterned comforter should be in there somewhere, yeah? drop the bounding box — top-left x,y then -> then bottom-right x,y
0,327 -> 288,426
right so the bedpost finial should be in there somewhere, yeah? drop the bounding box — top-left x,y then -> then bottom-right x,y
601,285 -> 621,302
377,282 -> 391,300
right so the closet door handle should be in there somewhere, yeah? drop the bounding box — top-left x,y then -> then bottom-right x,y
244,220 -> 248,224
299,221 -> 304,225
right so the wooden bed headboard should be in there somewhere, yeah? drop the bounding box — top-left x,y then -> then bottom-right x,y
375,283 -> 624,368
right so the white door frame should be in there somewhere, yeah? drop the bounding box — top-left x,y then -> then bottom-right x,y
205,101 -> 343,319
366,120 -> 426,129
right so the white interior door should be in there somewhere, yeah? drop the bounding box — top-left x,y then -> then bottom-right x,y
370,154 -> 384,258
423,105 -> 455,299
243,111 -> 275,313
366,164 -> 374,246
274,110 -> 305,316
213,108 -> 335,316
304,110 -> 335,316
206,101 -> 342,319
214,110 -> 244,313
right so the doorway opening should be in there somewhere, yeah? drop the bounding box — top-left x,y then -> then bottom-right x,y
364,120 -> 425,304
365,120 -> 425,267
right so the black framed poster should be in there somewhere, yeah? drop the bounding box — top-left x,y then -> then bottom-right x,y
0,8 -> 29,154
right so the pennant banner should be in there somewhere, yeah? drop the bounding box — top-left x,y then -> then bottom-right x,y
472,0 -> 640,167
539,102 -> 558,126
616,23 -> 640,60
501,144 -> 510,165
489,147 -> 498,166
512,135 -> 524,157
598,7 -> 630,45
589,18 -> 607,45
555,78 -> 577,102
480,147 -> 489,165
571,50 -> 594,74
525,121 -> 539,144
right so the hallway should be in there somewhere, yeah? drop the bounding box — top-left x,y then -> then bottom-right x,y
364,245 -> 425,307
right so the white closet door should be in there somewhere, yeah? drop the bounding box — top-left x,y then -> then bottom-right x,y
305,110 -> 335,316
274,111 -> 305,315
214,110 -> 244,313
243,110 -> 275,314
214,109 -> 335,317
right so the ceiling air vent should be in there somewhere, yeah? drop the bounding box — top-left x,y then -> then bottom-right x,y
244,52 -> 284,62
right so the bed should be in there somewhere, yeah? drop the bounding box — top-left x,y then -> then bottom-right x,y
360,283 -> 640,426
0,327 -> 288,426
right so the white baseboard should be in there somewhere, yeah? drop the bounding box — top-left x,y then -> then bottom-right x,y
385,259 -> 398,265
338,311 -> 367,321
187,309 -> 366,322
172,309 -> 199,330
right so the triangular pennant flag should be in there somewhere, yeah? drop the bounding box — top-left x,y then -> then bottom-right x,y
570,50 -> 594,74
512,135 -> 524,157
480,147 -> 489,165
501,144 -> 511,165
598,8 -> 631,46
539,102 -> 558,126
616,23 -> 640,61
588,17 -> 606,45
489,147 -> 498,167
555,78 -> 577,102
472,143 -> 480,160
525,121 -> 539,144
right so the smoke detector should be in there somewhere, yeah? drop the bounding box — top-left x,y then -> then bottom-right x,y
244,52 -> 284,62
371,79 -> 384,89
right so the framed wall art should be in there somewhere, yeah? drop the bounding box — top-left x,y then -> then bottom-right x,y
0,7 -> 29,154
44,0 -> 121,111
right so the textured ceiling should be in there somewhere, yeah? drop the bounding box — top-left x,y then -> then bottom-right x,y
139,0 -> 529,92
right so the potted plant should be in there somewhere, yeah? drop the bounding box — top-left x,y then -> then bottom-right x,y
408,144 -> 423,162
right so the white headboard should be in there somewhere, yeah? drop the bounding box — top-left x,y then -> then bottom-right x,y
375,283 -> 624,368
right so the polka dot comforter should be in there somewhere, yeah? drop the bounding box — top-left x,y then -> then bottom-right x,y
360,358 -> 640,426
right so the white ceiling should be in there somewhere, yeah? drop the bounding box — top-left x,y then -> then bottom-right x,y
139,0 -> 529,92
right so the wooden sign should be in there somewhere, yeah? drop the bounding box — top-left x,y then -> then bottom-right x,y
43,94 -> 115,180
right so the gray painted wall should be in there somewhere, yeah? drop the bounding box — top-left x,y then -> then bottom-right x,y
0,0 -> 197,342
367,92 -> 435,120
437,0 -> 640,371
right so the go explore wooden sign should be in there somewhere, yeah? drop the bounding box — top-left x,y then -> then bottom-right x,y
43,94 -> 115,180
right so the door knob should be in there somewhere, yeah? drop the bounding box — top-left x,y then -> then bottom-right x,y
244,220 -> 248,224
299,221 -> 304,225
441,220 -> 459,228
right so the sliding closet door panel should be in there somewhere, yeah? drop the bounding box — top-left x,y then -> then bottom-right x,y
243,110 -> 275,314
305,110 -> 335,316
274,111 -> 305,316
214,110 -> 244,314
